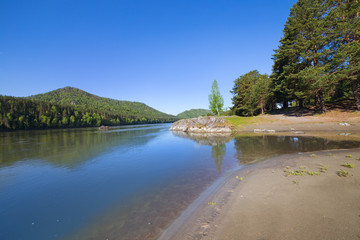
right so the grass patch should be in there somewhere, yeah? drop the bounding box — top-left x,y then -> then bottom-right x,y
284,166 -> 320,176
341,163 -> 354,168
224,116 -> 254,128
320,164 -> 328,172
310,154 -> 317,157
337,169 -> 349,177
307,171 -> 320,176
346,154 -> 352,158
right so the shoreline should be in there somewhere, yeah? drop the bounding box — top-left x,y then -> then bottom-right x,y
157,148 -> 360,240
229,111 -> 360,133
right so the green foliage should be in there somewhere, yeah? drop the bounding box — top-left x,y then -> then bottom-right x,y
337,169 -> 349,177
320,164 -> 328,172
341,163 -> 354,168
284,166 -> 320,176
0,88 -> 178,130
28,87 -> 176,122
209,80 -> 224,116
269,0 -> 360,111
231,70 -> 271,116
177,109 -> 212,119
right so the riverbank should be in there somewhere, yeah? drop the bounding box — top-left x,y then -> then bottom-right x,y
158,148 -> 360,240
226,109 -> 360,132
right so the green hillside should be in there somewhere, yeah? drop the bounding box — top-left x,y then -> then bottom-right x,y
0,87 -> 177,131
177,109 -> 212,119
28,87 -> 176,120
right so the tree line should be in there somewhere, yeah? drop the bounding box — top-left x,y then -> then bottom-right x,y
0,96 -> 176,130
231,0 -> 359,115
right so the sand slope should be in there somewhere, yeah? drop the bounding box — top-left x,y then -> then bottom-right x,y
158,149 -> 360,240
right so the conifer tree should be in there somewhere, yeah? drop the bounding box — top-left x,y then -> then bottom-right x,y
328,0 -> 360,109
272,0 -> 332,112
231,70 -> 271,116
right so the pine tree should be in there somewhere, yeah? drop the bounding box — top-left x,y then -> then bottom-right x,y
231,70 -> 271,116
272,0 -> 333,112
328,0 -> 360,109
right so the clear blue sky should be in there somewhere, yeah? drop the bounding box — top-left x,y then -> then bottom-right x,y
0,0 -> 296,115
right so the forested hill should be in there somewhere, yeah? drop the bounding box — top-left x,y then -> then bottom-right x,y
28,87 -> 173,120
0,87 -> 177,130
177,109 -> 212,119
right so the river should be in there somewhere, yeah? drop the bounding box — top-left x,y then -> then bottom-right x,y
0,124 -> 359,239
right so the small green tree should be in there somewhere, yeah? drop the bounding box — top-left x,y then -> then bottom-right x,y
209,79 -> 224,116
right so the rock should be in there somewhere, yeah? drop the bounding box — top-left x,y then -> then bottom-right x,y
254,129 -> 275,133
170,117 -> 232,133
339,133 -> 351,136
294,131 -> 305,134
99,126 -> 109,130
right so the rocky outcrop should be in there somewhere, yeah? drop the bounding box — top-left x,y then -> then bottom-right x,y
170,117 -> 232,133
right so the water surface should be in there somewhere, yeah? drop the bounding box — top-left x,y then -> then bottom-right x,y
0,125 -> 359,239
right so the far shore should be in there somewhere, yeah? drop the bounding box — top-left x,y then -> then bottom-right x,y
158,147 -> 360,240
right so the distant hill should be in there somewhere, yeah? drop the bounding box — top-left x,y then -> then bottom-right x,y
0,87 -> 177,131
28,87 -> 176,121
177,109 -> 212,119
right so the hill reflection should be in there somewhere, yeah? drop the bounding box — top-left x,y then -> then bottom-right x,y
0,125 -> 163,168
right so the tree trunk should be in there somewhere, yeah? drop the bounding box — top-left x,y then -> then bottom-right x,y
352,80 -> 360,110
317,89 -> 326,113
299,99 -> 303,108
282,100 -> 288,109
333,80 -> 344,100
260,100 -> 264,114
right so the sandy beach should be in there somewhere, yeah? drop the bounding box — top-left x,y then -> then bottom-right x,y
158,148 -> 360,240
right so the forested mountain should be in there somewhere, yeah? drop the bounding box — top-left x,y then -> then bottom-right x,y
0,87 -> 177,130
231,0 -> 359,115
28,87 -> 174,120
177,109 -> 212,119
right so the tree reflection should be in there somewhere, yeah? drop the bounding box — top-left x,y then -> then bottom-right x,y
172,131 -> 232,173
234,135 -> 360,165
211,143 -> 226,173
172,131 -> 360,169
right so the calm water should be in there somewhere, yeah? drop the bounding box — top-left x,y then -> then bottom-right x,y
1,124 -> 360,240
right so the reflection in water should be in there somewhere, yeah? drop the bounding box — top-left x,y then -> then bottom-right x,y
172,131 -> 233,173
234,134 -> 360,165
171,131 -> 232,146
172,131 -> 360,171
212,144 -> 226,173
1,127 -> 360,240
0,125 -> 163,168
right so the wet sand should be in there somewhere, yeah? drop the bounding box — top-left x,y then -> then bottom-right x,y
158,148 -> 360,240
